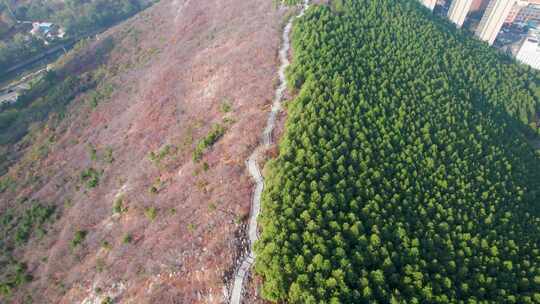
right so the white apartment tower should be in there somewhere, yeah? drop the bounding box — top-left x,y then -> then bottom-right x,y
421,0 -> 437,10
475,0 -> 516,45
448,0 -> 475,27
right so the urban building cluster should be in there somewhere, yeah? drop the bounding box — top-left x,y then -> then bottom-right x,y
420,0 -> 540,69
30,22 -> 66,44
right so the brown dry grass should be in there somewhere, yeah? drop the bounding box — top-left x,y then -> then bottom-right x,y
0,0 -> 291,302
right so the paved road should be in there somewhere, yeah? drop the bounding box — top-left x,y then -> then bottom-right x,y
229,1 -> 310,303
0,67 -> 48,106
1,43 -> 71,77
0,91 -> 19,105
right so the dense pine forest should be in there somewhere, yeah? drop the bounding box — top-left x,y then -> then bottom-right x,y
255,0 -> 540,303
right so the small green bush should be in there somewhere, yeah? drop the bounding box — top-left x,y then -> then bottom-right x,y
104,147 -> 114,163
0,176 -> 16,193
101,296 -> 113,304
148,144 -> 173,165
96,258 -> 105,273
101,240 -> 111,250
112,196 -> 126,214
71,230 -> 87,248
220,100 -> 232,113
144,207 -> 158,221
148,178 -> 164,194
193,124 -> 226,162
187,223 -> 197,232
87,144 -> 98,161
122,233 -> 132,244
0,262 -> 32,296
80,168 -> 100,189
148,186 -> 158,194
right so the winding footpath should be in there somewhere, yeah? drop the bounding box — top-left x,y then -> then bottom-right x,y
229,0 -> 310,303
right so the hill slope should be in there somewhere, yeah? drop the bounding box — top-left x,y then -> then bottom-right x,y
0,0 -> 288,302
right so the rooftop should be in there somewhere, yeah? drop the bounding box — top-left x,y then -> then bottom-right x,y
516,35 -> 540,69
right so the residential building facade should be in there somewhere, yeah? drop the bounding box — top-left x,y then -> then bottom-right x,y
475,0 -> 516,45
421,0 -> 438,10
515,4 -> 540,23
506,1 -> 530,23
516,36 -> 540,69
448,0 -> 474,27
470,0 -> 490,12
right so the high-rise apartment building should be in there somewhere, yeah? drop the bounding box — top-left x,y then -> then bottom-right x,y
476,0 -> 516,45
448,0 -> 474,27
421,0 -> 438,10
506,1 -> 530,24
470,0 -> 490,12
515,4 -> 540,23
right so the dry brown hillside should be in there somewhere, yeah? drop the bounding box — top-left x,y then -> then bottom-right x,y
0,0 -> 289,302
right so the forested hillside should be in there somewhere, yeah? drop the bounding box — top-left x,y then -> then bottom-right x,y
255,0 -> 540,303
